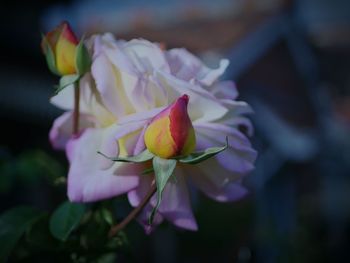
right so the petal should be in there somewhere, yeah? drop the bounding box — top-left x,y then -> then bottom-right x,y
195,127 -> 257,175
156,70 -> 228,123
165,48 -> 228,85
141,74 -> 169,109
45,23 -> 64,49
158,169 -> 198,231
128,176 -> 164,234
97,125 -> 120,170
100,37 -> 170,111
113,121 -> 147,142
117,124 -> 147,157
133,125 -> 147,156
189,164 -> 248,202
182,154 -> 249,202
230,117 -> 254,137
128,170 -> 198,231
50,84 -> 75,111
117,107 -> 164,125
92,52 -> 135,117
194,122 -> 252,148
127,175 -> 154,207
95,35 -> 157,112
203,99 -> 254,136
66,128 -> 140,202
100,47 -> 152,111
98,120 -> 148,169
49,111 -> 95,150
80,74 -> 116,127
210,81 -> 238,100
55,25 -> 78,75
197,59 -> 229,86
60,22 -> 79,44
50,73 -> 92,113
165,48 -> 203,81
95,34 -> 135,74
220,100 -> 254,116
122,39 -> 170,73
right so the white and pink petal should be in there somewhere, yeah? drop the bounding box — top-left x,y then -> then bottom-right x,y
66,128 -> 140,203
158,169 -> 198,231
49,111 -> 96,150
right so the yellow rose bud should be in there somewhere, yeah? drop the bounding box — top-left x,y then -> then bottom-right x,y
144,94 -> 196,159
41,21 -> 79,76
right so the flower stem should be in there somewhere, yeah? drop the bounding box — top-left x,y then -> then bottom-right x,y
73,81 -> 80,135
108,183 -> 157,237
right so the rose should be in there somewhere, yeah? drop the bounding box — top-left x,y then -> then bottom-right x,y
41,21 -> 79,76
144,94 -> 196,159
41,21 -> 90,84
50,33 -> 257,231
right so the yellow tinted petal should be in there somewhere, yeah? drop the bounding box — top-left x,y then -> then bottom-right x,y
144,116 -> 177,159
56,37 -> 77,75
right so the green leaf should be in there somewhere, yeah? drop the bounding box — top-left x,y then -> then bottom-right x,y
149,157 -> 177,225
98,149 -> 154,163
41,35 -> 60,76
0,206 -> 43,261
178,137 -> 228,164
100,208 -> 113,226
75,38 -> 91,75
95,253 -> 117,263
49,201 -> 86,241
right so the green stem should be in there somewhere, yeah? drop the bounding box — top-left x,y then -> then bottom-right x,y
73,81 -> 80,136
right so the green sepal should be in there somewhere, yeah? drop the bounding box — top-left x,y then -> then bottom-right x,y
178,136 -> 228,164
98,149 -> 154,163
149,157 -> 177,225
55,74 -> 80,94
75,37 -> 91,76
49,201 -> 86,241
41,34 -> 60,76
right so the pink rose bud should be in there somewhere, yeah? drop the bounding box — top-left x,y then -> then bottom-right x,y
144,94 -> 196,159
41,21 -> 79,76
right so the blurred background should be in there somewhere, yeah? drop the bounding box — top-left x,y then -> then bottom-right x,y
1,0 -> 350,262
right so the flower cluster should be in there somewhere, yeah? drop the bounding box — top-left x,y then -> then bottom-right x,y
45,23 -> 257,232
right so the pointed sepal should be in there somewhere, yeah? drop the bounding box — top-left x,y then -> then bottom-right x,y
178,137 -> 228,164
149,157 -> 177,225
55,74 -> 80,94
98,149 -> 154,163
75,37 -> 91,76
41,34 -> 60,76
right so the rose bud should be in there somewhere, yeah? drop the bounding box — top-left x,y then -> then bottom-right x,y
144,94 -> 196,159
41,21 -> 79,76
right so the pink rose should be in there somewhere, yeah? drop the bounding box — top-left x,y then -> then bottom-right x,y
50,33 -> 257,231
